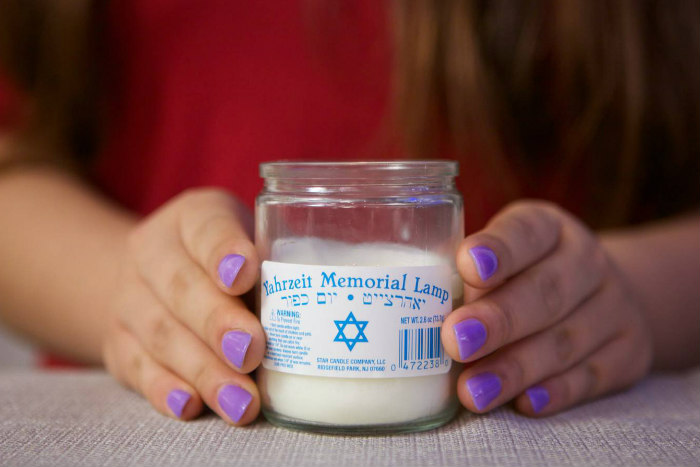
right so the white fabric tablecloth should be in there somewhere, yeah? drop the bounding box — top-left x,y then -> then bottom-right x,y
1,369 -> 698,467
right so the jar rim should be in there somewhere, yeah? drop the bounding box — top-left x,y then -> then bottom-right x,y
260,160 -> 459,179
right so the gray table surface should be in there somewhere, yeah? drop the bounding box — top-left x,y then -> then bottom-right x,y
1,369 -> 699,467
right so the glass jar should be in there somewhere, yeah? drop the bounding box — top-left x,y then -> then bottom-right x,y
255,161 -> 464,434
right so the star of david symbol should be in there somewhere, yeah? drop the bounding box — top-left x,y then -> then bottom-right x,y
333,312 -> 368,351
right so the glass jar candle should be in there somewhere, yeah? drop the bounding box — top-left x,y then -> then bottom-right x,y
256,161 -> 464,434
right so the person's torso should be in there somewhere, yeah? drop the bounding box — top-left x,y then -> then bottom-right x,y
93,0 -> 585,232
95,0 -> 396,215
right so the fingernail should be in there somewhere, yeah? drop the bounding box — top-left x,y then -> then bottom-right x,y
218,254 -> 246,287
526,385 -> 550,413
469,246 -> 498,280
221,330 -> 252,369
453,318 -> 487,360
218,385 -> 253,423
466,372 -> 502,411
166,389 -> 191,419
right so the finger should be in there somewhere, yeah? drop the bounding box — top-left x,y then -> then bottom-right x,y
177,189 -> 259,295
454,281 -> 623,413
463,282 -> 490,303
122,300 -> 260,425
127,225 -> 265,373
456,201 -> 563,288
514,328 -> 652,416
444,218 -> 607,362
103,325 -> 203,420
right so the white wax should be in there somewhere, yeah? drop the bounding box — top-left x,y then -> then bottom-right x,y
260,237 -> 463,426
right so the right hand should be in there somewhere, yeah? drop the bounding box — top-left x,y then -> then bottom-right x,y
101,188 -> 263,424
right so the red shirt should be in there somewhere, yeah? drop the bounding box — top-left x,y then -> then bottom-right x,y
2,1 -> 582,235
96,1 -> 393,210
93,0 -> 534,233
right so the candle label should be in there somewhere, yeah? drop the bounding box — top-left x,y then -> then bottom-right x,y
260,261 -> 454,378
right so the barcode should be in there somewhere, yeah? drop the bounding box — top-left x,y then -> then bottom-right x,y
399,327 -> 444,367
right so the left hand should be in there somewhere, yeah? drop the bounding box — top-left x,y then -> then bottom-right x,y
441,200 -> 653,416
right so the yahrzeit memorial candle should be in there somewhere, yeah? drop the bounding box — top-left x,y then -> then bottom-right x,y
256,161 -> 463,434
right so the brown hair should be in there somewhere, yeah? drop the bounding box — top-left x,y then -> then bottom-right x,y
393,0 -> 700,226
1,1 -> 698,227
0,0 -> 100,170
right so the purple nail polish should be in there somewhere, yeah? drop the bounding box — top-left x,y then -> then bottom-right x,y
221,330 -> 252,368
218,254 -> 245,287
453,318 -> 487,360
218,385 -> 253,423
469,246 -> 498,280
166,389 -> 191,419
526,385 -> 550,413
466,372 -> 502,411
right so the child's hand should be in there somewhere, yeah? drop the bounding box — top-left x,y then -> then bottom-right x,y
101,189 -> 263,424
442,201 -> 653,416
